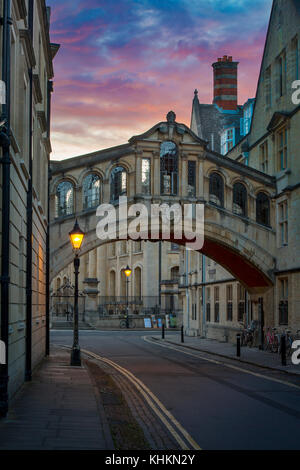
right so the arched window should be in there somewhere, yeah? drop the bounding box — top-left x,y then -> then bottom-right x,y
55,181 -> 74,218
160,141 -> 178,195
256,192 -> 270,226
233,183 -> 247,216
134,267 -> 142,299
83,173 -> 101,209
110,166 -> 127,202
109,271 -> 116,297
171,266 -> 179,281
209,172 -> 224,207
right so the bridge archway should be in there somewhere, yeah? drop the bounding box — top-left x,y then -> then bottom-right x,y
50,113 -> 277,295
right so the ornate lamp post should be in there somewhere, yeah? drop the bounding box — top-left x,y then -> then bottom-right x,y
124,265 -> 132,328
69,219 -> 85,366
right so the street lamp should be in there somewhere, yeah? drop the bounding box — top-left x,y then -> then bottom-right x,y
69,219 -> 85,366
124,265 -> 132,328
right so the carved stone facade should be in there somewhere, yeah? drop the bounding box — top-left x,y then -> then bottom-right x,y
0,0 -> 58,406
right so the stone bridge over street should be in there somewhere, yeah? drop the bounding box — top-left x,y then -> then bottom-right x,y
50,112 -> 277,295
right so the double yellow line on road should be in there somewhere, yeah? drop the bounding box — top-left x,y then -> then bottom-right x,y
75,347 -> 201,451
144,336 -> 300,391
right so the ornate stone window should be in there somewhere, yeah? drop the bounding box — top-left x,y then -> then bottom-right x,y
110,166 -> 127,201
256,192 -> 270,226
279,278 -> 288,325
226,285 -> 233,321
83,173 -> 101,209
214,286 -> 220,323
206,287 -> 211,322
55,181 -> 74,218
160,141 -> 178,195
233,182 -> 247,216
209,172 -> 224,207
237,283 -> 245,322
187,161 -> 196,197
141,158 -> 151,194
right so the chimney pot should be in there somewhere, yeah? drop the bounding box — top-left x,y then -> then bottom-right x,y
212,55 -> 238,110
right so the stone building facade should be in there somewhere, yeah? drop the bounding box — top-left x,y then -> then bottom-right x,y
185,0 -> 300,340
0,0 -> 58,415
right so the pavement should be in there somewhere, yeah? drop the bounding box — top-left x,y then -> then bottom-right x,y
0,346 -> 114,450
0,331 -> 299,451
152,333 -> 300,376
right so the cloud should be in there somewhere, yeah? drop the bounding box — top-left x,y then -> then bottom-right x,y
47,0 -> 272,160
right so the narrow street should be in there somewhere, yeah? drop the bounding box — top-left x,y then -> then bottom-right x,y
51,330 -> 300,450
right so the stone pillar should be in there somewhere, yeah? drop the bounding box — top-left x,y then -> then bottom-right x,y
83,278 -> 100,313
88,249 -> 97,279
103,178 -> 110,203
153,151 -> 160,195
135,149 -> 142,195
75,185 -> 82,213
181,153 -> 188,197
198,157 -> 204,199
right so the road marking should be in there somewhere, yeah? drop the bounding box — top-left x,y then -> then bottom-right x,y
59,345 -> 201,450
143,336 -> 300,391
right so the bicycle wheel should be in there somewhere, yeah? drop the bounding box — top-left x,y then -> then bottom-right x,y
130,320 -> 136,329
120,319 -> 127,329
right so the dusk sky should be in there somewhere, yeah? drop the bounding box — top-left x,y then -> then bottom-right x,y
47,0 -> 273,161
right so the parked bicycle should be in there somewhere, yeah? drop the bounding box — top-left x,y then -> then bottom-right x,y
264,327 -> 279,353
119,317 -> 136,329
239,320 -> 258,347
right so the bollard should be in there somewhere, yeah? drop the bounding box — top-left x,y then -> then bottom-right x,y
281,334 -> 287,366
236,333 -> 241,357
162,322 -> 165,340
181,325 -> 184,343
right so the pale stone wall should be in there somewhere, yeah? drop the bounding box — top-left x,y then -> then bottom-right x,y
0,0 -> 57,398
207,0 -> 300,340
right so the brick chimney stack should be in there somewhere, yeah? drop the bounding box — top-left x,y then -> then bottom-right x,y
212,55 -> 239,110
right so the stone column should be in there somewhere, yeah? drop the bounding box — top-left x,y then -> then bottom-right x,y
153,151 -> 160,195
103,178 -> 110,203
135,149 -> 142,195
181,153 -> 188,198
198,157 -> 204,199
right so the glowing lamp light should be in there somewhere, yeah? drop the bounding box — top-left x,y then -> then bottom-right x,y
124,265 -> 132,278
69,219 -> 85,251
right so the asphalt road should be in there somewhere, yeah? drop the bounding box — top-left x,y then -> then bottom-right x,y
51,330 -> 300,450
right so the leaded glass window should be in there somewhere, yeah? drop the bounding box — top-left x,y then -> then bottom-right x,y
141,158 -> 151,194
209,172 -> 224,207
187,161 -> 196,197
256,192 -> 270,226
55,181 -> 74,218
110,166 -> 127,202
160,141 -> 178,195
233,183 -> 247,216
83,174 -> 101,209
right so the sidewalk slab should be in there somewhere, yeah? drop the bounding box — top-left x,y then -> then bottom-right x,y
153,334 -> 300,376
0,347 -> 114,450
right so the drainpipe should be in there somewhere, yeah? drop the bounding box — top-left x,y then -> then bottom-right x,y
158,241 -> 161,311
25,0 -> 34,382
45,80 -> 53,356
202,255 -> 206,337
0,0 -> 11,418
185,249 -> 189,333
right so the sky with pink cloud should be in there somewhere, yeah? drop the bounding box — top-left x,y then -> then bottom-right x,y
47,0 -> 273,161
